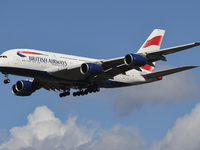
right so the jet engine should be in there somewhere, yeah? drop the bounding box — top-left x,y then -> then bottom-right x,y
12,80 -> 37,96
124,53 -> 146,66
80,63 -> 103,75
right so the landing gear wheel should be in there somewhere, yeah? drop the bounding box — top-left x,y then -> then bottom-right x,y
66,91 -> 70,96
84,90 -> 88,95
4,79 -> 10,84
96,88 -> 100,92
73,92 -> 77,97
59,91 -> 70,98
80,90 -> 84,96
59,93 -> 63,98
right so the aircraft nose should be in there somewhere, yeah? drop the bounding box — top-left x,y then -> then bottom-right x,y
0,55 -> 8,65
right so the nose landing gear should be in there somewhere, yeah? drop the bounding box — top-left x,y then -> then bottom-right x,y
4,74 -> 10,84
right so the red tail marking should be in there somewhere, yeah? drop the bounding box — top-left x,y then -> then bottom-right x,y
140,64 -> 153,72
143,36 -> 163,48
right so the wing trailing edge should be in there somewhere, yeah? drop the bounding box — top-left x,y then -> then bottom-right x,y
142,65 -> 198,78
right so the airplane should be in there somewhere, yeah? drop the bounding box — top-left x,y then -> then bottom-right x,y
0,29 -> 199,98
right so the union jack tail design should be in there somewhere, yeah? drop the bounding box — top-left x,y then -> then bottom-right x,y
137,29 -> 165,72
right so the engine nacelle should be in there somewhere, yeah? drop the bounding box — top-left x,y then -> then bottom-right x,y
80,63 -> 103,75
12,80 -> 37,96
124,53 -> 146,66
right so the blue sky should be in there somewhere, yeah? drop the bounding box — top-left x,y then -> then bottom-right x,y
0,1 -> 200,149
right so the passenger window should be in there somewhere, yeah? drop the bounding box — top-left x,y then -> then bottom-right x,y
0,56 -> 7,58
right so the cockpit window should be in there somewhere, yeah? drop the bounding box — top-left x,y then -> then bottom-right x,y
0,56 -> 7,58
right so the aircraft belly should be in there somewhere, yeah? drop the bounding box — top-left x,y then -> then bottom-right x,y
50,69 -> 87,80
99,73 -> 145,88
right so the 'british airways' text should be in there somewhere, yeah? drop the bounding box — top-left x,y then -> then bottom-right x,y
29,56 -> 67,66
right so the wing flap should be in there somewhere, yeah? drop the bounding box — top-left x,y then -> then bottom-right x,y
142,65 -> 198,78
94,64 -> 133,83
101,57 -> 124,69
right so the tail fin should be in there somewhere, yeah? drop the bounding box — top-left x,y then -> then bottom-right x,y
138,29 -> 165,72
137,29 -> 165,53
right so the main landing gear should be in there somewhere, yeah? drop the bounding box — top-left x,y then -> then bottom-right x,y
58,84 -> 100,98
73,87 -> 100,97
4,74 -> 10,84
59,91 -> 70,98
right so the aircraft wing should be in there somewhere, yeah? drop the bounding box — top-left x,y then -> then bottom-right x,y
142,65 -> 198,78
50,56 -> 135,84
142,42 -> 200,62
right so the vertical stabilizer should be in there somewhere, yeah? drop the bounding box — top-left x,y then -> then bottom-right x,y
137,29 -> 165,53
138,29 -> 165,72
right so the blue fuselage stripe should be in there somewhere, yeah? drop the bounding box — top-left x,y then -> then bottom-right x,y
0,67 -> 129,88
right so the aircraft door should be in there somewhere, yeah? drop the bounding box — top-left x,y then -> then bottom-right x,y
14,56 -> 19,64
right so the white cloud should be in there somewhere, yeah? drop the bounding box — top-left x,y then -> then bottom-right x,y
0,106 -> 94,150
150,103 -> 200,150
2,103 -> 200,150
0,106 -> 146,150
104,64 -> 199,117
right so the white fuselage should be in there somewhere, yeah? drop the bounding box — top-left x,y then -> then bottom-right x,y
0,49 -> 156,88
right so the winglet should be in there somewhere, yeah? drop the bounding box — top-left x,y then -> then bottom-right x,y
195,41 -> 200,45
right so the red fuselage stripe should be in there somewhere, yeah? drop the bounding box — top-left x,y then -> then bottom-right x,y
17,51 -> 43,55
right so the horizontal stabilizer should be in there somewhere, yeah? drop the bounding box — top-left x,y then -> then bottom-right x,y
142,65 -> 198,78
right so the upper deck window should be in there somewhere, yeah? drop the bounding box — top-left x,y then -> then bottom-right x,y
0,56 -> 7,58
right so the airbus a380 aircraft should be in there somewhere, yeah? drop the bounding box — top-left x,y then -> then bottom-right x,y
0,29 -> 199,97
